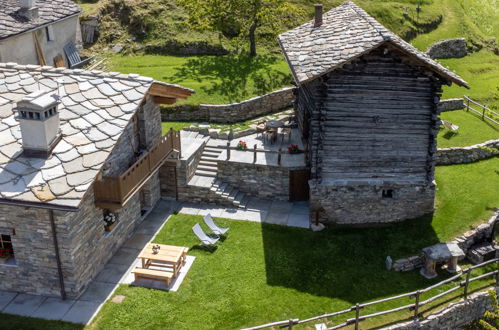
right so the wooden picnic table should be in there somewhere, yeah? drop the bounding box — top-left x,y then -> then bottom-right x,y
138,243 -> 188,277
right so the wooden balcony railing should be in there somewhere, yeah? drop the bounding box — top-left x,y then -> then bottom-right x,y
94,129 -> 181,209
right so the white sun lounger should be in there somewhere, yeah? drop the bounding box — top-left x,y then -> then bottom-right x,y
192,223 -> 219,246
203,214 -> 229,235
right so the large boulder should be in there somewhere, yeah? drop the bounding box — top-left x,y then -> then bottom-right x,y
426,38 -> 467,59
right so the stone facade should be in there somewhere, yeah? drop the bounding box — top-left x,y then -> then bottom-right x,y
217,160 -> 305,201
426,38 -> 468,59
382,289 -> 494,330
0,98 -> 164,298
161,87 -> 294,123
437,139 -> 499,165
438,98 -> 464,112
310,182 -> 436,225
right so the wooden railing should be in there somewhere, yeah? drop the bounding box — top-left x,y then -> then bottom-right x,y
243,258 -> 499,330
464,96 -> 499,126
94,129 -> 181,208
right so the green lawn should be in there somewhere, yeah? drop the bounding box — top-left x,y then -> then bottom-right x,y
437,109 -> 499,148
110,54 -> 292,105
1,158 -> 498,329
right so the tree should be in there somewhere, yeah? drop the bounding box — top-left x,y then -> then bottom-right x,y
179,0 -> 302,56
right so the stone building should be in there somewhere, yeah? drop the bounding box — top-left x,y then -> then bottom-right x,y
278,2 -> 469,225
0,0 -> 82,67
0,62 -> 192,298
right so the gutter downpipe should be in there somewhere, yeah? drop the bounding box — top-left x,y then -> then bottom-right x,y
49,209 -> 67,300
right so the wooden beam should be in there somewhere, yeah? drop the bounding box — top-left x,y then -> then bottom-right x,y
149,82 -> 193,99
153,96 -> 177,105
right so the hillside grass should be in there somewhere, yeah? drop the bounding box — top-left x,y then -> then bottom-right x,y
110,54 -> 292,105
438,109 -> 499,148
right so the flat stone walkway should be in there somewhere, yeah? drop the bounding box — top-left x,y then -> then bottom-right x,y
178,197 -> 310,228
0,198 -> 309,324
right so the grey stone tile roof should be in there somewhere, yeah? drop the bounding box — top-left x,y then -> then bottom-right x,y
0,0 -> 81,39
278,1 -> 469,88
0,63 -> 191,209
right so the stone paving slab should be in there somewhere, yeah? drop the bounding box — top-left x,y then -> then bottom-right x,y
0,291 -> 17,311
62,300 -> 102,324
95,263 -> 131,284
3,294 -> 46,317
31,297 -> 76,320
78,281 -> 118,303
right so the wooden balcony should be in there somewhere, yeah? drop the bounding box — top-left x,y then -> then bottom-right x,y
94,129 -> 181,210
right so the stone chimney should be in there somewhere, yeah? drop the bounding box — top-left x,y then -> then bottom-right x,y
19,0 -> 39,20
314,4 -> 323,28
16,90 -> 61,158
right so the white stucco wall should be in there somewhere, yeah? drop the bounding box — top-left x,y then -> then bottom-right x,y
0,15 -> 80,67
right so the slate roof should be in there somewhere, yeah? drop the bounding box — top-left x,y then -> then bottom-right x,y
278,1 -> 469,88
0,0 -> 81,40
0,63 -> 191,209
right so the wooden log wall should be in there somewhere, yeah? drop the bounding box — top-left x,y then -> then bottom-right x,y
296,46 -> 444,184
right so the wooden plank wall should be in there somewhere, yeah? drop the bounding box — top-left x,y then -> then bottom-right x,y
297,47 -> 443,184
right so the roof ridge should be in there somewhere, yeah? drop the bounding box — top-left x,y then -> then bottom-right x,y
0,62 -> 155,84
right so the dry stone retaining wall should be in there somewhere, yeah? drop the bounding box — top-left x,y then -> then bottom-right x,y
392,211 -> 499,272
426,38 -> 467,59
382,289 -> 494,330
436,139 -> 499,165
161,87 -> 294,123
439,98 -> 464,112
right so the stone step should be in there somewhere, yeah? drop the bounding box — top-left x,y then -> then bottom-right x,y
199,160 -> 218,167
197,165 -> 217,173
238,196 -> 250,209
195,170 -> 217,178
202,151 -> 220,158
227,188 -> 239,201
201,156 -> 220,163
215,182 -> 228,195
188,175 -> 215,187
221,185 -> 234,197
204,146 -> 223,153
233,191 -> 245,206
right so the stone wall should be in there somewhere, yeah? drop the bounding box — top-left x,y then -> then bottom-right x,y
0,206 -> 63,296
161,87 -> 295,123
426,38 -> 467,59
382,289 -> 494,330
311,182 -> 436,225
392,211 -> 499,272
217,161 -> 299,201
439,98 -> 464,112
437,139 -> 499,165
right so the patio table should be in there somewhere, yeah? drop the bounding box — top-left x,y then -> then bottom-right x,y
139,244 -> 188,277
266,120 -> 284,129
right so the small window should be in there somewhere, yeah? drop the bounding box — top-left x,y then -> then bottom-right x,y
35,112 -> 41,120
28,112 -> 34,119
20,110 -> 26,118
46,25 -> 55,42
382,189 -> 394,199
0,234 -> 15,264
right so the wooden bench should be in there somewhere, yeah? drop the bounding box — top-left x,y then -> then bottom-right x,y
132,268 -> 174,286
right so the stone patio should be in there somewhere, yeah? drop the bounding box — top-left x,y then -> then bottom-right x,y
0,197 -> 310,324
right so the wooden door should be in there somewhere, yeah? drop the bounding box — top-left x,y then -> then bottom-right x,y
289,169 -> 310,201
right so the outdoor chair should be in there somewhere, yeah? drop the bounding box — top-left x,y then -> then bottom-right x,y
280,127 -> 292,142
256,120 -> 267,136
192,223 -> 219,246
263,128 -> 277,144
203,214 -> 229,235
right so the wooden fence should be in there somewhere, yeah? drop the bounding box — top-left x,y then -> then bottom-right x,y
464,96 -> 499,126
243,258 -> 499,330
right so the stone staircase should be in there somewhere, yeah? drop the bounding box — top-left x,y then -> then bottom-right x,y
187,175 -> 249,209
210,179 -> 249,208
195,146 -> 223,178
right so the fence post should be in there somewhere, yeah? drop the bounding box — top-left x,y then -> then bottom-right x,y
287,318 -> 298,330
354,303 -> 360,330
278,148 -> 282,166
226,142 -> 231,161
413,290 -> 421,321
496,259 -> 499,286
464,268 -> 471,300
253,144 -> 257,163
